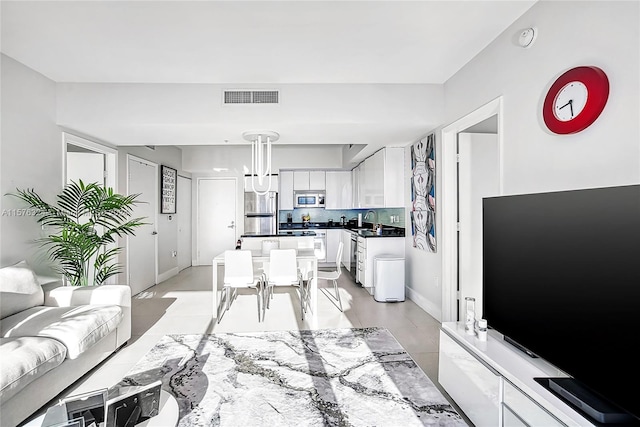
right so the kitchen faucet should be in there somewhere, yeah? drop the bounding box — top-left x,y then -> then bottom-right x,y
364,210 -> 377,230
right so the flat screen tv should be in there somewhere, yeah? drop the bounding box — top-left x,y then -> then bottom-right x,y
482,184 -> 640,424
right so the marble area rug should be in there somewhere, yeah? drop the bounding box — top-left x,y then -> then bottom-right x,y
115,327 -> 467,427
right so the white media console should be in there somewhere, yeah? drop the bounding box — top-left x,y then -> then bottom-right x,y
438,322 -> 597,427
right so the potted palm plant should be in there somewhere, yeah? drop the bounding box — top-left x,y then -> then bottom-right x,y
10,180 -> 146,286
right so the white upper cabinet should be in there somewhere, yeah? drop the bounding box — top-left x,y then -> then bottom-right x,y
366,149 -> 384,207
325,171 -> 352,209
351,147 -> 404,208
293,170 -> 326,190
383,147 -> 404,208
293,170 -> 309,190
279,170 -> 294,209
352,163 -> 361,209
309,171 -> 326,190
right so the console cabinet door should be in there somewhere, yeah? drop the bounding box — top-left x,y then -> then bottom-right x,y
438,330 -> 501,426
503,380 -> 566,427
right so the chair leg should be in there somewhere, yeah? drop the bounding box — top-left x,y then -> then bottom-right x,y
333,279 -> 343,312
256,284 -> 262,323
217,287 -> 228,324
300,279 -> 305,321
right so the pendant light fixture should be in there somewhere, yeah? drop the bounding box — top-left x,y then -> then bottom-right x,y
242,130 -> 279,195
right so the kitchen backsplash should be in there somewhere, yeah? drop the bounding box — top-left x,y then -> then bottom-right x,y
279,208 -> 405,228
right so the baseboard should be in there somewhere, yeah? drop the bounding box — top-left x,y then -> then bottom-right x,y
406,286 -> 442,321
158,267 -> 179,284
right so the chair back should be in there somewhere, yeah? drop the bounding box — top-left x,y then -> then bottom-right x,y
268,249 -> 299,284
224,250 -> 254,286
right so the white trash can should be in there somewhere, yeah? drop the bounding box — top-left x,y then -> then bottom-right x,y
373,256 -> 405,302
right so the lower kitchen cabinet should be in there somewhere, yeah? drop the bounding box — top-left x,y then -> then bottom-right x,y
340,230 -> 352,272
325,229 -> 341,266
356,236 -> 404,294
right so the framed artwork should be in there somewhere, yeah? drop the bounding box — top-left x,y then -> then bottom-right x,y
410,133 -> 436,252
160,165 -> 177,214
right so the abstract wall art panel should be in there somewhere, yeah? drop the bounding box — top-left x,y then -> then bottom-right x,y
411,133 -> 436,252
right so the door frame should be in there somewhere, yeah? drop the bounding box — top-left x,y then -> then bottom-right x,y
126,154 -> 159,287
440,96 -> 504,322
177,175 -> 192,271
62,132 -> 117,190
195,176 -> 237,266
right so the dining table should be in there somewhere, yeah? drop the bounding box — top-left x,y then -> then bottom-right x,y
212,248 -> 318,325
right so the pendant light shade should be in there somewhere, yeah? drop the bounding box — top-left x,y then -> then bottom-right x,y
243,130 -> 279,195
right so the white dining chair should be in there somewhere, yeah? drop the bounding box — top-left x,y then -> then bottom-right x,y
263,249 -> 309,321
318,241 -> 344,312
218,250 -> 264,323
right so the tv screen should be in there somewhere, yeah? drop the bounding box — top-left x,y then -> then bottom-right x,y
482,184 -> 640,422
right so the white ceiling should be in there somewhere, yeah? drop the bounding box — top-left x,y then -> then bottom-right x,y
1,1 -> 536,150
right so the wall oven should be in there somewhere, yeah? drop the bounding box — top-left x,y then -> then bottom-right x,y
294,192 -> 325,208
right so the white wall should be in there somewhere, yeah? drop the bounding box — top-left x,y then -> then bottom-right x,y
0,55 -> 61,272
405,1 -> 640,320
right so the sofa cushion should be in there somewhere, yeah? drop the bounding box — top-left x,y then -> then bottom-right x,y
1,305 -> 123,359
0,260 -> 44,319
0,337 -> 67,404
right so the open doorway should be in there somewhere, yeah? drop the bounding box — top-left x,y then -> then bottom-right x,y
63,133 -> 117,190
440,97 -> 503,322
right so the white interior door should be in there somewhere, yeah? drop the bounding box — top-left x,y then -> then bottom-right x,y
458,133 -> 500,320
177,175 -> 192,271
197,178 -> 236,265
128,157 -> 158,295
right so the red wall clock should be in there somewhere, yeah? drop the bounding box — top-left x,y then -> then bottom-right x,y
542,66 -> 609,134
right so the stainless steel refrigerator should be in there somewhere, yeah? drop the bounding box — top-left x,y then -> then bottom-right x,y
244,191 -> 277,235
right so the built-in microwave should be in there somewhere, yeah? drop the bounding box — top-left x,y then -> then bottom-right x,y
294,191 -> 325,208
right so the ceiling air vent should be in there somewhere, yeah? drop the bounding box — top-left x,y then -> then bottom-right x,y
223,90 -> 279,105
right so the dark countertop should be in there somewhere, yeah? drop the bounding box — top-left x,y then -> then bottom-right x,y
241,230 -> 317,238
278,222 -> 405,238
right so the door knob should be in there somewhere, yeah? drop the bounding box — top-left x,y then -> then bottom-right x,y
151,231 -> 158,235
228,221 -> 235,229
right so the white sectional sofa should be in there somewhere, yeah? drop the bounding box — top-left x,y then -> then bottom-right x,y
0,261 -> 131,427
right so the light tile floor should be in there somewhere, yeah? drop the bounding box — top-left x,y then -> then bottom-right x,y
26,266 -> 470,425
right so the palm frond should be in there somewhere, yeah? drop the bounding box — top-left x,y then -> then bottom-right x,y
10,181 -> 145,286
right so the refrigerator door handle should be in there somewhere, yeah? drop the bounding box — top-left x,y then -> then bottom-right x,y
228,221 -> 235,229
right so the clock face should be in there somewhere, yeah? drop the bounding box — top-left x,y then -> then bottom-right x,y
542,66 -> 609,134
554,81 -> 588,122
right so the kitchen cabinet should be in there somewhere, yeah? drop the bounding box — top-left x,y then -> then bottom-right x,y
352,163 -> 362,208
356,236 -> 366,285
325,229 -> 341,266
325,171 -> 352,209
279,171 -> 294,210
351,147 -> 404,208
293,170 -> 325,190
340,230 -> 352,271
356,236 -> 404,292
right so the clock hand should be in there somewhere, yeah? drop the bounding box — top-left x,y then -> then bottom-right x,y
558,100 -> 572,110
569,99 -> 574,117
